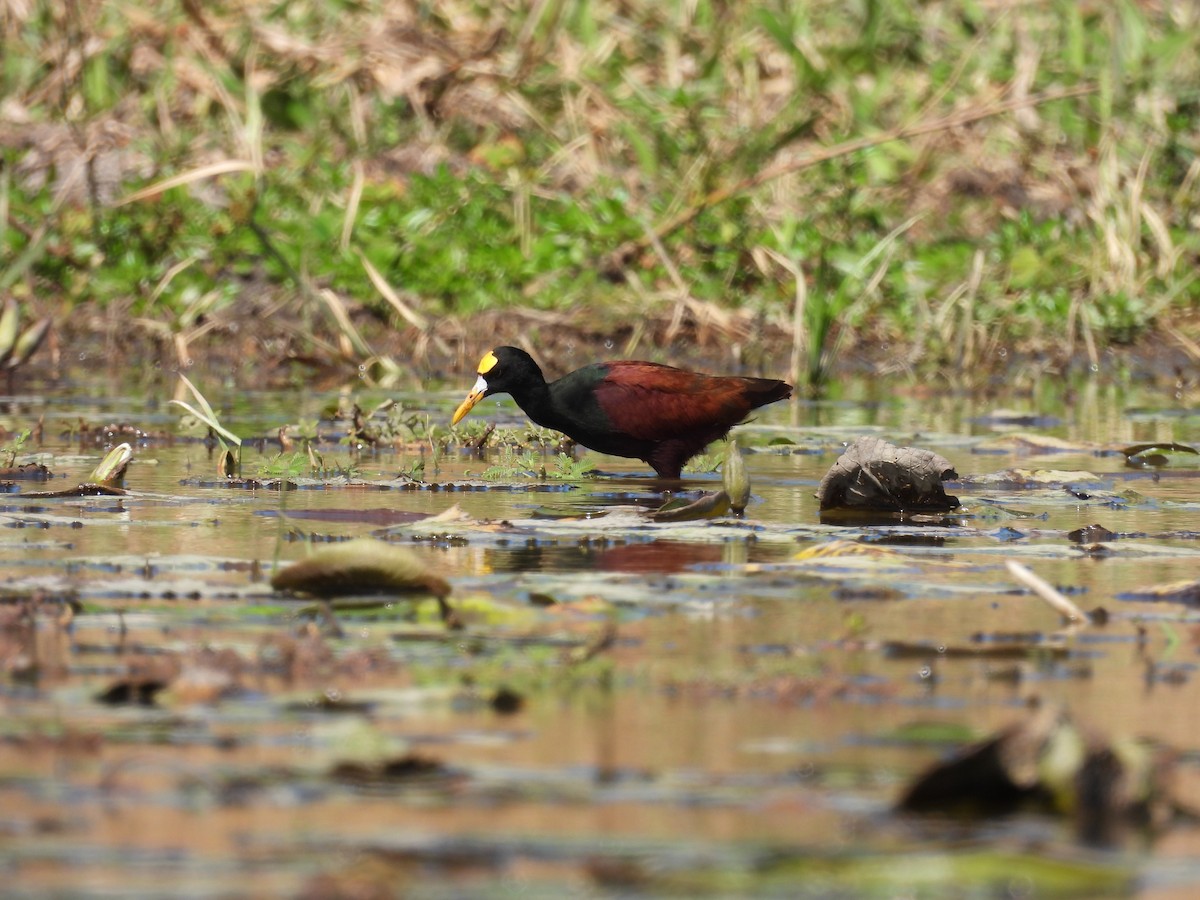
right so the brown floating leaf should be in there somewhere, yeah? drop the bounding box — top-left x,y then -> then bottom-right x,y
1121,579 -> 1200,605
968,467 -> 1100,487
23,484 -> 128,498
817,436 -> 959,513
793,540 -> 906,561
974,433 -> 1097,454
271,538 -> 458,626
329,753 -> 452,787
271,539 -> 450,599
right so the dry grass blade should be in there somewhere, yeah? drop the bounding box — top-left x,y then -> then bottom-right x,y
755,245 -> 806,390
115,160 -> 258,206
1166,325 -> 1200,362
341,160 -> 365,252
359,253 -> 429,331
317,289 -> 374,359
1006,560 -> 1089,624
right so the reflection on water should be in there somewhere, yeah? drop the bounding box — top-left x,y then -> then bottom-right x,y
0,374 -> 1198,896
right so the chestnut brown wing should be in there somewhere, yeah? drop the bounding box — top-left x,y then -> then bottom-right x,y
590,362 -> 785,441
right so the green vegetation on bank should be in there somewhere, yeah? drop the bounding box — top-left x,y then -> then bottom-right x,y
2,1 -> 1199,387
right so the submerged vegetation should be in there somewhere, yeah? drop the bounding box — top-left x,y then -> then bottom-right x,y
1,0 -> 1198,391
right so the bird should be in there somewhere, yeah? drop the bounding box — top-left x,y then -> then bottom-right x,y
450,346 -> 792,479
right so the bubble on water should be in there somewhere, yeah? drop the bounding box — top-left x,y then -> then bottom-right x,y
1090,363 -> 1100,373
918,666 -> 932,679
936,644 -> 946,654
78,352 -> 87,361
1007,876 -> 1034,898
324,687 -> 342,702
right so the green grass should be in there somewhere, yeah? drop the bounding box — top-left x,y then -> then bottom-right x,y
3,0 -> 1199,390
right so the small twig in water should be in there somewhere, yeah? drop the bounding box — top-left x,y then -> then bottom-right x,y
1006,560 -> 1089,624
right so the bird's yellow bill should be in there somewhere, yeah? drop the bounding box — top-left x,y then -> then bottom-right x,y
451,375 -> 488,425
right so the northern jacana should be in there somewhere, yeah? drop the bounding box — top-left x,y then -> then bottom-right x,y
451,346 -> 792,479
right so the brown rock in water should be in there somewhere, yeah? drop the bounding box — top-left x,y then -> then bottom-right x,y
817,436 -> 959,513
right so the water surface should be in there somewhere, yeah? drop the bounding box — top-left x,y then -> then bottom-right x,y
1,375 -> 1198,897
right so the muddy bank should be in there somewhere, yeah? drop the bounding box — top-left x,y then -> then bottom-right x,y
24,298 -> 1200,394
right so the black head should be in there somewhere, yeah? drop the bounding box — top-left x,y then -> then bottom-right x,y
450,347 -> 546,425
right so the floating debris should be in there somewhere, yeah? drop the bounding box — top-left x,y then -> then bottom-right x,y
817,436 -> 959,514
1006,560 -> 1090,624
1068,523 -> 1118,543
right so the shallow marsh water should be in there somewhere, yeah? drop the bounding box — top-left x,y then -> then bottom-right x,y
1,374 -> 1199,898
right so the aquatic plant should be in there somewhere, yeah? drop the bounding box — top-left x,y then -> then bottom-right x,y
168,374 -> 243,477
